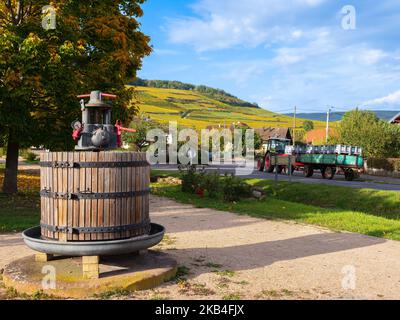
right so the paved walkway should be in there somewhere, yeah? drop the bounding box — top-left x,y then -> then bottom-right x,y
2,196 -> 400,299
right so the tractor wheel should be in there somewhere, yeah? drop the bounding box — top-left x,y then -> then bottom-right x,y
265,154 -> 275,173
344,169 -> 355,181
304,165 -> 314,178
321,166 -> 336,180
257,157 -> 265,172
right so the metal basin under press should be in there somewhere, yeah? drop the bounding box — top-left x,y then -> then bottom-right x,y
22,223 -> 165,257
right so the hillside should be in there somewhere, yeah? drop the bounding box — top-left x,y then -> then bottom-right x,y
130,78 -> 260,109
132,85 -> 326,130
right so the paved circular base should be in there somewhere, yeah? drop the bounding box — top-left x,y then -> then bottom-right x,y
3,251 -> 177,299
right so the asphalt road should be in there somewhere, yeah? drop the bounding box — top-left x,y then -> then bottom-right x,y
2,159 -> 399,191
153,163 -> 400,191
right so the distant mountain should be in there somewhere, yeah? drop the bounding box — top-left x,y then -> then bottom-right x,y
284,111 -> 399,122
130,78 -> 260,109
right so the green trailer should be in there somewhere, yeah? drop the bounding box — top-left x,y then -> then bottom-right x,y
295,153 -> 364,181
257,138 -> 365,181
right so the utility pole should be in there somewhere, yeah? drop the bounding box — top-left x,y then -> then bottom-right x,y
326,106 -> 332,144
293,106 -> 297,146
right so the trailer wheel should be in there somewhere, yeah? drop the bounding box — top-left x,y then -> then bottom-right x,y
304,165 -> 314,178
257,157 -> 265,172
276,165 -> 284,174
321,166 -> 336,180
265,154 -> 275,173
344,169 -> 355,181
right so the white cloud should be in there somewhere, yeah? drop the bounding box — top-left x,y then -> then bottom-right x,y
365,90 -> 400,106
153,48 -> 182,56
167,0 -> 327,52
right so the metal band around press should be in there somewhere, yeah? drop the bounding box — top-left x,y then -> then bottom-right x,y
40,188 -> 151,200
39,161 -> 149,168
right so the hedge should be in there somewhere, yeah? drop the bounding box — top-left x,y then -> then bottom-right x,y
367,158 -> 400,172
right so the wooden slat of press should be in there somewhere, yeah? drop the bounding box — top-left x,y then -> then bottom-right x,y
131,152 -> 136,236
79,152 -> 86,241
122,152 -> 128,238
67,152 -> 74,241
143,152 -> 148,233
109,152 -> 116,239
140,153 -> 144,235
53,152 -> 61,240
145,152 -> 148,229
85,152 -> 92,241
97,152 -> 105,241
40,153 -> 46,238
59,152 -> 68,242
48,153 -> 54,239
129,153 -> 135,237
139,152 -> 144,236
103,152 -> 111,240
141,153 -> 145,233
126,152 -> 132,238
119,152 -> 125,238
115,152 -> 122,239
145,153 -> 150,230
91,152 -> 98,241
135,153 -> 141,237
73,152 -> 80,241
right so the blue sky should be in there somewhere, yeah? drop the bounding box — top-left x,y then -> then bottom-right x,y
137,0 -> 400,113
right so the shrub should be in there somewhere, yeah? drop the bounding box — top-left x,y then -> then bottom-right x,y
180,165 -> 204,194
367,158 -> 400,172
222,174 -> 251,202
202,172 -> 221,198
391,159 -> 400,172
26,152 -> 38,162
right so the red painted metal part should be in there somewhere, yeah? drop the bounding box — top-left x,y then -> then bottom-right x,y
115,120 -> 137,148
72,127 -> 82,141
77,93 -> 117,100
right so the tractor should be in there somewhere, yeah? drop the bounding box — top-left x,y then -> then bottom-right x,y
257,138 -> 291,173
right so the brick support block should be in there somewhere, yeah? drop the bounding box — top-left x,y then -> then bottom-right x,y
35,253 -> 54,262
82,256 -> 99,279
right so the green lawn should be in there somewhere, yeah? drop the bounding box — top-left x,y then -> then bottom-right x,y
0,193 -> 40,233
151,170 -> 400,241
0,169 -> 40,232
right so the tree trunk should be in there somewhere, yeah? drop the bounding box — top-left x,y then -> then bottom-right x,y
2,133 -> 19,195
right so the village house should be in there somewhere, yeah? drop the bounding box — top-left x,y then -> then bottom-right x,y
389,112 -> 400,124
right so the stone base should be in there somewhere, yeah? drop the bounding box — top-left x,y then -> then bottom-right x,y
3,251 -> 177,299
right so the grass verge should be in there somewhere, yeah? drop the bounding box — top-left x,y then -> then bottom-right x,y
0,169 -> 40,232
151,171 -> 400,241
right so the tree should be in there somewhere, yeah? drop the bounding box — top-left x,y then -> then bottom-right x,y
0,0 -> 151,194
337,109 -> 400,157
122,116 -> 158,151
303,120 -> 314,132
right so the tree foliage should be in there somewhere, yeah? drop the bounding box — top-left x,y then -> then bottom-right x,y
303,120 -> 314,132
337,110 -> 400,157
0,0 -> 151,193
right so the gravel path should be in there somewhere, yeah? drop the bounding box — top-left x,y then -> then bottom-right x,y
2,195 -> 400,299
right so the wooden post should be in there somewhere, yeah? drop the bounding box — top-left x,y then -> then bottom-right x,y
35,253 -> 54,262
82,256 -> 99,279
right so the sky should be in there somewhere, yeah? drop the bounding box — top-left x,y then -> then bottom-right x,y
137,0 -> 400,113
